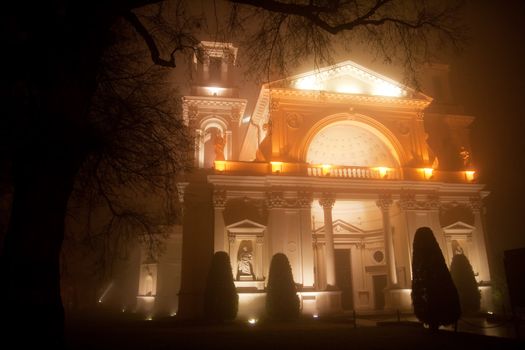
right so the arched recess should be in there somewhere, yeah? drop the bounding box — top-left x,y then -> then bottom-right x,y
300,113 -> 406,169
197,116 -> 232,168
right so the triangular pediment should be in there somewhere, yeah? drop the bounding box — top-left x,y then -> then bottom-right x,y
442,221 -> 476,232
274,60 -> 430,100
226,219 -> 266,230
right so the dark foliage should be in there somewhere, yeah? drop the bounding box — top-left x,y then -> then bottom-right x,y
450,253 -> 481,315
266,253 -> 300,320
411,227 -> 460,330
203,251 -> 238,321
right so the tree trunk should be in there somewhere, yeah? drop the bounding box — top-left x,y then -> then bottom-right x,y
1,152 -> 81,347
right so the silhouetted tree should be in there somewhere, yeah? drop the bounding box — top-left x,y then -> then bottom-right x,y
266,253 -> 300,320
450,253 -> 481,315
203,251 -> 238,321
411,227 -> 460,331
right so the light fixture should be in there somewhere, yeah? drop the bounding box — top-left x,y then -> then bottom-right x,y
375,167 -> 389,179
214,160 -> 226,172
270,161 -> 283,174
248,318 -> 258,325
465,170 -> 475,182
422,168 -> 433,180
321,164 -> 332,176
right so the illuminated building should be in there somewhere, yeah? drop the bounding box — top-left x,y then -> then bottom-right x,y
135,43 -> 491,319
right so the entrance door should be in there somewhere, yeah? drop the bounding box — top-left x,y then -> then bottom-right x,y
335,249 -> 353,310
373,275 -> 387,310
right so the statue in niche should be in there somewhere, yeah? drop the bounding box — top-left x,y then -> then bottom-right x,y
459,146 -> 471,169
237,241 -> 255,280
214,131 -> 226,161
451,240 -> 464,256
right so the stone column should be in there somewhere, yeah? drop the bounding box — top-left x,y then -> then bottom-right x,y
228,235 -> 236,278
377,195 -> 398,287
213,190 -> 227,252
469,197 -> 491,282
319,194 -> 336,288
256,236 -> 264,280
299,192 -> 315,288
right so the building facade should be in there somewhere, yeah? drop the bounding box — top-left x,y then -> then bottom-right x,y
135,42 -> 491,319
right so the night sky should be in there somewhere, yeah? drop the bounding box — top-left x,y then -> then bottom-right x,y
449,0 -> 525,267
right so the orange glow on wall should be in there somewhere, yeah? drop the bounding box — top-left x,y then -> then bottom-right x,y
270,161 -> 283,173
465,170 -> 475,182
214,160 -> 226,172
321,164 -> 332,176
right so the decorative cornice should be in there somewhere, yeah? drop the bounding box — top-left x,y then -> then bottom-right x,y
268,88 -> 430,109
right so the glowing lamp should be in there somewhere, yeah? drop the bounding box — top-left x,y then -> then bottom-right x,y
313,314 -> 319,319
214,160 -> 226,172
321,164 -> 332,176
270,161 -> 283,174
422,168 -> 434,180
376,167 -> 389,178
465,170 -> 475,182
248,318 -> 258,325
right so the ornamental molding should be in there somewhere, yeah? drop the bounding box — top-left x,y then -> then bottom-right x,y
266,191 -> 286,208
468,196 -> 483,211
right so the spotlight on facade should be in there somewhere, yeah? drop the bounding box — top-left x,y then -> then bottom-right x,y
321,164 -> 332,176
465,170 -> 475,182
214,160 -> 226,172
270,161 -> 283,174
422,168 -> 434,180
146,316 -> 153,321
375,167 -> 389,178
313,314 -> 319,319
248,318 -> 258,325
170,312 -> 177,317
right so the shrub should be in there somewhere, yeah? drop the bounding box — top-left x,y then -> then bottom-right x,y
450,253 -> 481,315
411,227 -> 460,331
266,253 -> 300,320
203,251 -> 238,321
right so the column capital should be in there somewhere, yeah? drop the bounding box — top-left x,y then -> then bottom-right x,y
213,189 -> 227,208
297,191 -> 313,208
319,194 -> 335,210
468,196 -> 483,211
266,191 -> 285,208
376,194 -> 393,210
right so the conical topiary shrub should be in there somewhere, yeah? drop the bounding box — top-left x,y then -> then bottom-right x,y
266,253 -> 300,320
203,251 -> 238,321
450,253 -> 481,315
411,227 -> 460,331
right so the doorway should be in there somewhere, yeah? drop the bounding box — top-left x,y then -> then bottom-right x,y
335,249 -> 354,310
373,274 -> 387,310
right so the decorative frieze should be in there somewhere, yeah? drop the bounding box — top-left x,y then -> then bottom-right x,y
398,192 -> 440,210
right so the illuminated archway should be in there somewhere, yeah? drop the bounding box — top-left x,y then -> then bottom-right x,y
303,114 -> 404,169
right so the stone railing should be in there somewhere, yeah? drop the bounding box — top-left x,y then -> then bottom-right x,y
307,165 -> 401,179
